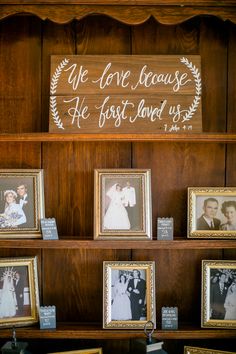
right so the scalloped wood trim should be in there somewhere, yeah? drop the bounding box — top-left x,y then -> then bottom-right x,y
0,5 -> 236,25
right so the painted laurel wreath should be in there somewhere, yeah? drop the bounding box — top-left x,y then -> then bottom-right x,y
180,57 -> 202,122
50,58 -> 70,130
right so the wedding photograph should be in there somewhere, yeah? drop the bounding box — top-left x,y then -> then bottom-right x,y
202,260 -> 236,328
94,169 -> 152,240
0,169 -> 45,238
103,261 -> 155,329
0,257 -> 39,328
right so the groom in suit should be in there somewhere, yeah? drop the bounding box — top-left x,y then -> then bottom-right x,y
210,273 -> 229,319
14,271 -> 24,316
16,183 -> 34,228
197,198 -> 221,230
127,269 -> 146,320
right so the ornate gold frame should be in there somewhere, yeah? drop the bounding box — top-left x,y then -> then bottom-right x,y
0,256 -> 39,328
188,187 -> 236,239
94,169 -> 152,240
48,349 -> 103,354
201,260 -> 236,329
103,261 -> 156,329
185,346 -> 235,354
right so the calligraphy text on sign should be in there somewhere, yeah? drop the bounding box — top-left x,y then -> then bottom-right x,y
49,55 -> 202,133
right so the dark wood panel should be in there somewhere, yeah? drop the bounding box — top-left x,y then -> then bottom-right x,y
0,16 -> 41,133
0,142 -> 41,169
227,22 -> 236,132
132,17 -> 199,55
42,21 -> 76,132
75,16 -> 131,54
226,145 -> 236,186
42,249 -> 131,321
132,142 -> 225,238
43,142 -> 131,237
199,17 -> 227,132
132,249 -> 222,324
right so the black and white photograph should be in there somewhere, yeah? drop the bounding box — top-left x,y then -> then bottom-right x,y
202,260 -> 236,328
0,169 -> 45,238
94,169 -> 152,240
0,257 -> 39,328
103,261 -> 155,329
188,187 -> 236,238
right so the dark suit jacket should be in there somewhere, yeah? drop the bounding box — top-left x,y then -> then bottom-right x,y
197,215 -> 221,230
16,195 -> 34,228
210,282 -> 228,319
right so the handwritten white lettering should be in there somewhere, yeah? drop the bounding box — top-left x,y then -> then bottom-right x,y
63,97 -> 90,128
92,62 -> 131,89
131,99 -> 167,123
131,65 -> 191,92
64,64 -> 88,91
95,96 -> 134,128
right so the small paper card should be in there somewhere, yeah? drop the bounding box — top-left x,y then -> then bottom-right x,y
162,307 -> 178,330
41,218 -> 59,240
157,217 -> 173,240
39,306 -> 56,329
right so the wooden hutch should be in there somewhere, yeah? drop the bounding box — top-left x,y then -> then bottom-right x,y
0,1 -> 236,353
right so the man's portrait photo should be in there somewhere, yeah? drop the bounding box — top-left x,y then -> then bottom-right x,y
188,188 -> 236,238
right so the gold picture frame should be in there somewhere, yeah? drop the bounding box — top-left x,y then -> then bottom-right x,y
48,349 -> 102,354
0,169 -> 45,238
188,187 -> 236,238
103,261 -> 156,329
94,169 -> 152,240
184,346 -> 236,354
202,260 -> 236,328
0,256 -> 40,328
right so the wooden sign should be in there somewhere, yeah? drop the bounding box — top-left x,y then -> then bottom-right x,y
49,55 -> 202,133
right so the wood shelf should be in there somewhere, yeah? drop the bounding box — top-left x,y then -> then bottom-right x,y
0,323 -> 235,340
0,133 -> 236,143
1,239 -> 235,249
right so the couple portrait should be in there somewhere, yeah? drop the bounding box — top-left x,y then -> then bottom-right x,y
196,197 -> 236,232
103,179 -> 140,231
111,269 -> 146,322
210,268 -> 236,321
0,179 -> 34,229
0,266 -> 30,319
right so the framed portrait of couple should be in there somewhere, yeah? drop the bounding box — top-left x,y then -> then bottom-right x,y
0,169 -> 45,238
0,256 -> 39,328
202,260 -> 236,329
94,169 -> 152,240
185,347 -> 236,354
103,261 -> 156,329
188,187 -> 236,238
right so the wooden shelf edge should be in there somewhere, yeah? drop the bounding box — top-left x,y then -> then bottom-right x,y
0,133 -> 236,143
1,4 -> 236,26
0,323 -> 235,339
0,239 -> 235,249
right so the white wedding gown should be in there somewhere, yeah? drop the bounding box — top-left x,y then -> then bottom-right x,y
112,281 -> 132,320
0,277 -> 16,318
104,189 -> 130,230
224,288 -> 236,320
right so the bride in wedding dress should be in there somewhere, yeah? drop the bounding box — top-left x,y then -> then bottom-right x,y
0,270 -> 17,318
112,274 -> 132,320
103,183 -> 130,230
